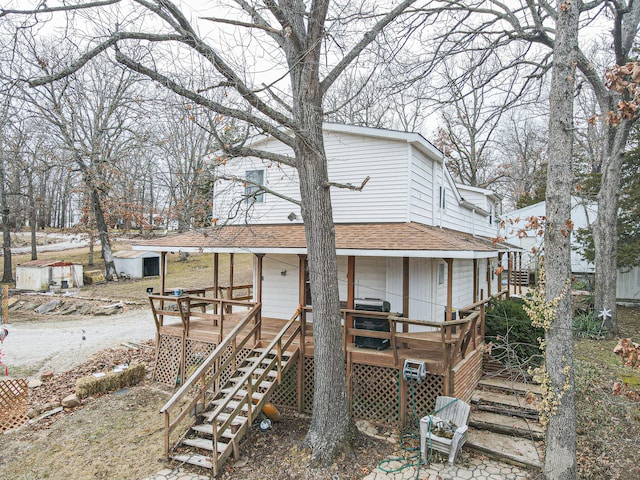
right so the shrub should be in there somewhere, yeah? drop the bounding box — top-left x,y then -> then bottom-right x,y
573,311 -> 602,339
484,298 -> 544,369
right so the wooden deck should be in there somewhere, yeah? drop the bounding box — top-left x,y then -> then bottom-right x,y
150,293 -> 486,382
149,292 -> 498,427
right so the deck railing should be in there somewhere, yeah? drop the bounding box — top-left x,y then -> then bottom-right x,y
148,294 -> 259,344
341,289 -> 509,394
159,301 -> 262,460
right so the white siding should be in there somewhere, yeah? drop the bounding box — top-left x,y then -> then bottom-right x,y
409,258 -> 435,321
214,130 -> 410,225
409,148 -> 435,225
259,254 -> 301,319
617,267 -> 640,301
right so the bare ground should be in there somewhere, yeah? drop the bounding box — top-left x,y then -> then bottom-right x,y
0,245 -> 638,479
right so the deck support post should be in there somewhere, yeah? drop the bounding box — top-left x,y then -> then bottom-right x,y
473,259 -> 478,304
519,252 -> 523,295
256,254 -> 264,344
347,256 -> 355,347
402,257 -> 409,330
297,254 -> 307,413
255,254 -> 264,304
444,258 -> 454,396
227,253 -> 234,313
214,253 -> 219,314
497,252 -> 503,295
508,252 -> 514,298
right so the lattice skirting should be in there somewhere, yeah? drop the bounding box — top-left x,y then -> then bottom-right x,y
0,378 -> 29,432
185,339 -> 216,379
154,335 -> 182,386
271,356 -> 444,426
270,358 -> 299,409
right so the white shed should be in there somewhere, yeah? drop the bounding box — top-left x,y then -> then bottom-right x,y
113,250 -> 161,279
16,260 -> 84,291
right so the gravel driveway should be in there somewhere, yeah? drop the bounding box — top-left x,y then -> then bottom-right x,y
1,307 -> 156,377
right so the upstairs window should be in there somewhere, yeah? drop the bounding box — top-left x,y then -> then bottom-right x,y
439,186 -> 446,209
245,169 -> 265,203
489,203 -> 493,225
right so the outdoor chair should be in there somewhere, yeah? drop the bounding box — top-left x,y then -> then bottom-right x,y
420,395 -> 471,465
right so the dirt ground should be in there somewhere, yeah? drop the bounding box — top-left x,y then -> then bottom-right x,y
1,272 -> 639,479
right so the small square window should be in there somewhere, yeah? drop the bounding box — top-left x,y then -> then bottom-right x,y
245,169 -> 265,203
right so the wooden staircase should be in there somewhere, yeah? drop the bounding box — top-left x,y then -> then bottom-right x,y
171,347 -> 297,471
160,306 -> 303,476
466,377 -> 544,469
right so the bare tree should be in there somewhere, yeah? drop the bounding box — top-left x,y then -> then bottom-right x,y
18,46 -> 149,280
7,0 -> 420,463
497,114 -> 548,209
542,0 -> 579,477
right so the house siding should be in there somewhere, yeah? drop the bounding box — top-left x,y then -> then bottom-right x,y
214,131 -> 410,225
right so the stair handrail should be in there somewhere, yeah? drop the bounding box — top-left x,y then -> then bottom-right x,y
160,302 -> 262,458
208,308 -> 302,446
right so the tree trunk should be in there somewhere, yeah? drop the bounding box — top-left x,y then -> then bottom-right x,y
593,123 -> 631,335
298,111 -> 352,466
89,184 -> 117,280
28,171 -> 37,261
0,156 -> 12,283
543,1 -> 578,478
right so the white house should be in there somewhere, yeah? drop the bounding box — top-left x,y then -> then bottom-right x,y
501,197 -> 640,302
136,123 -> 510,322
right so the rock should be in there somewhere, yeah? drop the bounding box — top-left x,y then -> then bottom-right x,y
233,456 -> 249,468
36,300 -> 60,314
40,370 -> 54,382
27,408 -> 40,419
93,302 -> 124,316
28,378 -> 43,388
61,394 -> 80,408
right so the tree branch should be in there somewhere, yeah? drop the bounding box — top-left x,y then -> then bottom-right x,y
0,0 -> 121,18
114,49 -> 297,151
216,173 -> 301,206
324,175 -> 370,191
320,0 -> 417,95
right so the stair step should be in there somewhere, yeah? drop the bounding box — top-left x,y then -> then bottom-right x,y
183,437 -> 228,453
211,399 -> 249,411
244,357 -> 289,368
252,347 -> 294,357
469,411 -> 544,440
472,391 -> 539,420
237,366 -> 280,377
220,388 -> 265,400
478,377 -> 542,396
202,410 -> 248,424
171,453 -> 213,469
192,423 -> 242,439
467,429 -> 543,470
227,377 -> 274,389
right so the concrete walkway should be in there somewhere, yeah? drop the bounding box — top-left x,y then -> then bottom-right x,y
364,455 -> 532,479
143,455 -> 533,480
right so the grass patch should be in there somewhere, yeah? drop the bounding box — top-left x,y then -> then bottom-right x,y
574,306 -> 640,479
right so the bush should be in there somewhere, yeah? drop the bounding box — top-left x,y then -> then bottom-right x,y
573,311 -> 602,339
484,298 -> 544,369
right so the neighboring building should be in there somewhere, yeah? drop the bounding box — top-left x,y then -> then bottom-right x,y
16,260 -> 84,291
137,123 -> 509,321
113,250 -> 162,279
501,197 -> 640,302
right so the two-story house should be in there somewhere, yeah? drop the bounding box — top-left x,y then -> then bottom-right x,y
134,123 -> 512,436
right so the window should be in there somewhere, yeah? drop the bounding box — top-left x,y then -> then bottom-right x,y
245,169 -> 265,203
439,186 -> 446,209
489,203 -> 493,225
